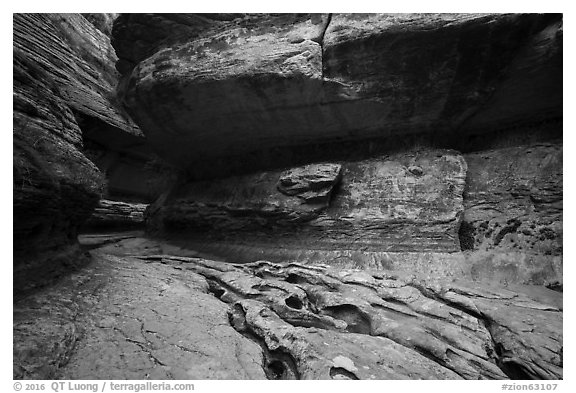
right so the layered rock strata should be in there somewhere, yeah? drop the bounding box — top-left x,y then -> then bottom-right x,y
84,199 -> 148,229
13,13 -> 147,292
460,143 -> 562,256
148,149 -> 467,252
114,13 -> 562,285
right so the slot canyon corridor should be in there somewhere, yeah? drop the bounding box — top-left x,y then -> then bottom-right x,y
13,13 -> 563,380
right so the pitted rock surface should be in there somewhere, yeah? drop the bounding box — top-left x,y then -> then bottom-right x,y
461,143 -> 562,257
14,237 -> 562,380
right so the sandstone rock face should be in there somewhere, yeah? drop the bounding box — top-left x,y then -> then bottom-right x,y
13,14 -> 144,292
323,14 -> 562,135
14,50 -> 103,293
14,14 -> 171,204
15,237 -> 562,380
14,13 -> 563,382
460,143 -> 562,256
84,199 -> 148,229
148,149 -> 467,252
151,241 -> 562,289
277,163 -> 342,203
81,13 -> 118,36
111,13 -> 246,75
113,13 -> 562,287
113,13 -> 561,175
14,14 -> 140,135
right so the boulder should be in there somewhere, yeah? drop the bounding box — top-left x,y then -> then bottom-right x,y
113,13 -> 561,176
277,163 -> 342,203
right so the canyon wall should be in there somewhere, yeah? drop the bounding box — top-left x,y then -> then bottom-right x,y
12,13 -> 563,381
113,13 -> 562,286
113,13 -> 561,176
13,13 -> 166,293
147,149 -> 468,253
12,12 -> 561,291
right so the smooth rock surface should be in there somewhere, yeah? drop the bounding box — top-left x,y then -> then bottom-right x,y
140,239 -> 562,288
113,13 -> 561,174
15,236 -> 561,380
14,245 -> 265,380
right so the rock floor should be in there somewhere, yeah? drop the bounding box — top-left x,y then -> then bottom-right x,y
13,234 -> 562,380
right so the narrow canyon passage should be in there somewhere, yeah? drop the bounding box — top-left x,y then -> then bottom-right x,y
13,13 -> 563,381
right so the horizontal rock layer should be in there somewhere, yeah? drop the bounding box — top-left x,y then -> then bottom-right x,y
146,141 -> 562,282
113,13 -> 562,175
84,199 -> 148,229
149,240 -> 562,288
147,149 -> 467,253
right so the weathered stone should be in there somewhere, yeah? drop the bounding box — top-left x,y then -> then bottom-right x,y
323,13 -> 562,136
148,149 -> 467,252
84,199 -> 148,229
277,163 -> 342,204
15,237 -> 562,380
13,13 -> 147,292
13,50 -> 104,293
81,13 -> 118,36
14,14 -> 140,135
113,13 -> 561,176
14,246 -> 266,380
460,143 -> 562,256
408,165 -> 423,176
185,257 -> 562,380
111,14 -> 245,75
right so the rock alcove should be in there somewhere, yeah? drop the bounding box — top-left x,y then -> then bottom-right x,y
13,13 -> 562,380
